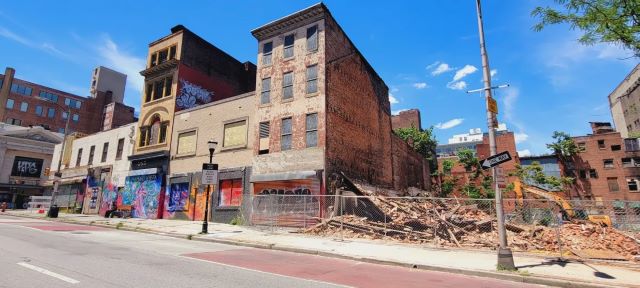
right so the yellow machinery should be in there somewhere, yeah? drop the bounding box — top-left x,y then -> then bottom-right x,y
513,180 -> 612,226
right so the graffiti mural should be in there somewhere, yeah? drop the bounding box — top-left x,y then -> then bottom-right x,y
123,174 -> 163,219
99,182 -> 119,216
174,63 -> 237,112
176,79 -> 213,110
168,182 -> 190,212
252,179 -> 323,227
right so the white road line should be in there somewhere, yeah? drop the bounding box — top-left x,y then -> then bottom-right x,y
17,262 -> 80,284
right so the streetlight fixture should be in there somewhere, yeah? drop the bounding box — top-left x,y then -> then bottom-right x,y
201,140 -> 218,234
37,98 -> 71,217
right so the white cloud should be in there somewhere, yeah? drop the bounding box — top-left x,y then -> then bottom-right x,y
453,65 -> 478,81
426,61 -> 440,70
435,118 -> 464,130
0,26 -> 31,46
447,81 -> 467,90
431,63 -> 453,76
389,93 -> 399,104
502,87 -> 519,122
97,35 -> 145,93
490,69 -> 497,77
514,132 -> 529,144
412,82 -> 428,89
392,109 -> 409,116
518,149 -> 531,157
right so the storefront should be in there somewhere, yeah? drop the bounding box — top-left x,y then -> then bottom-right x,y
126,151 -> 169,219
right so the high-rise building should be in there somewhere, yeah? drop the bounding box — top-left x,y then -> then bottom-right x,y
609,63 -> 640,138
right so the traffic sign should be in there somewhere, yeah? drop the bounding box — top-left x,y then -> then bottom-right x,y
201,163 -> 219,185
481,151 -> 512,170
487,97 -> 498,114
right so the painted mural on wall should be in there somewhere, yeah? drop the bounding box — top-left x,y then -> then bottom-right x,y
123,174 -> 163,219
174,63 -> 237,112
168,182 -> 190,212
252,179 -> 323,227
99,182 -> 119,216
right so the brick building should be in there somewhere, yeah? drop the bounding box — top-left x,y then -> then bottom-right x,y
127,25 -> 256,219
391,109 -> 422,130
250,3 -> 429,196
0,67 -> 136,135
609,63 -> 640,138
566,122 -> 640,202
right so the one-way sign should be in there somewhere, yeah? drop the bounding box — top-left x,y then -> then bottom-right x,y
481,151 -> 512,170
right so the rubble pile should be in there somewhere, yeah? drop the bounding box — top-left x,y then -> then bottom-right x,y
303,195 -> 640,261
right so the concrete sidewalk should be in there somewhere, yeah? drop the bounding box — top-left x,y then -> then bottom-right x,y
4,210 -> 639,288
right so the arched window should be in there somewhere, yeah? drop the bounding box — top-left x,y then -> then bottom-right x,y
149,115 -> 161,145
139,114 -> 168,147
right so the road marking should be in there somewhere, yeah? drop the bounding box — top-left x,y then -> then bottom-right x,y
17,262 -> 80,284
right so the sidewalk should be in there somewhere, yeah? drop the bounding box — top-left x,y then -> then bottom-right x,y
4,210 -> 639,288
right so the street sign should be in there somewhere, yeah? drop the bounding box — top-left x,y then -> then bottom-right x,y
481,151 -> 512,170
487,97 -> 498,114
201,163 -> 219,185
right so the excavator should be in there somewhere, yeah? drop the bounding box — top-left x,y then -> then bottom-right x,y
512,180 -> 612,226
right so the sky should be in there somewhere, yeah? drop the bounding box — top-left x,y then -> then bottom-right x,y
0,1 -> 637,156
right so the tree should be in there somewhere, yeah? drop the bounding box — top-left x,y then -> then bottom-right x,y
546,131 -> 582,160
509,161 -> 574,191
454,148 -> 494,199
441,159 -> 455,175
394,126 -> 438,171
532,0 -> 640,57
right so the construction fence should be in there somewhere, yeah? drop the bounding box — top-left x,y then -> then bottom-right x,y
248,195 -> 640,261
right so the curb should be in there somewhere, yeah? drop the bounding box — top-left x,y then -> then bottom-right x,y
4,213 -> 633,288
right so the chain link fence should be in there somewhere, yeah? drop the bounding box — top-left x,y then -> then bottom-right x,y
249,194 -> 640,260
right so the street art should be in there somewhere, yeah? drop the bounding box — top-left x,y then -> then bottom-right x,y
168,182 -> 190,212
176,79 -> 213,110
252,179 -> 323,227
123,174 -> 163,219
99,182 -> 119,216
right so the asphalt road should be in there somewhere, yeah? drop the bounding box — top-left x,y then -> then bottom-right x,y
0,215 -> 546,288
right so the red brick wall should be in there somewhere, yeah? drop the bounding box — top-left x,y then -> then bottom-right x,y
391,135 -> 429,190
391,109 -> 421,130
570,133 -> 640,201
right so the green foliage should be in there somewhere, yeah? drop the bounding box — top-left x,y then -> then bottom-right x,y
441,178 -> 457,197
442,159 -> 455,175
532,0 -> 640,57
510,161 -> 575,192
629,131 -> 640,139
546,131 -> 582,159
230,215 -> 244,226
394,126 -> 438,171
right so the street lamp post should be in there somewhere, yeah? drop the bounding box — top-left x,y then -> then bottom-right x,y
201,140 -> 218,234
42,99 -> 71,217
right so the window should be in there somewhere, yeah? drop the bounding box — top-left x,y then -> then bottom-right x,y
306,25 -> 318,52
589,169 -> 598,178
283,34 -> 295,58
101,142 -> 109,162
168,45 -> 176,60
598,139 -> 605,149
218,178 -> 243,207
6,99 -> 14,109
158,49 -> 168,64
62,111 -> 68,119
164,76 -> 173,97
47,108 -> 55,118
604,159 -> 614,168
72,114 -> 79,122
149,46 -> 176,67
261,78 -> 271,104
625,138 -> 640,151
88,145 -> 95,165
579,169 -> 587,179
10,83 -> 32,96
150,53 -> 157,67
259,121 -> 270,155
76,148 -> 82,167
0,78 -> 3,88
611,145 -> 621,151
608,177 -> 620,192
6,118 -> 21,125
577,142 -> 586,151
160,122 -> 168,143
281,117 -> 292,151
35,105 -> 43,116
115,138 -> 125,160
223,120 -> 247,148
177,131 -> 196,155
262,42 -> 272,66
628,178 -> 639,191
145,83 -> 153,102
19,102 -> 28,112
282,72 -> 293,100
64,98 -> 82,109
306,113 -> 318,148
623,158 -> 632,167
259,122 -> 270,138
139,127 -> 149,147
154,79 -> 165,100
39,91 -> 59,102
58,128 -> 65,134
144,75 -> 173,102
306,65 -> 318,94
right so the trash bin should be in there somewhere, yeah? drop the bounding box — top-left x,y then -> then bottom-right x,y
48,205 -> 59,218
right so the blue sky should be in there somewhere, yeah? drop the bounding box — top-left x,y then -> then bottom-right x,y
0,1 -> 637,156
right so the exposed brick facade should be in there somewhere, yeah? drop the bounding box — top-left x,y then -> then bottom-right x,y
391,109 -> 422,130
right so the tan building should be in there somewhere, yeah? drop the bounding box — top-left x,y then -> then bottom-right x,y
609,63 -> 640,138
167,92 -> 255,222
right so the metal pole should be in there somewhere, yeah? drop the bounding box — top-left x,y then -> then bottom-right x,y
475,0 -> 515,270
201,150 -> 213,234
48,106 -> 71,216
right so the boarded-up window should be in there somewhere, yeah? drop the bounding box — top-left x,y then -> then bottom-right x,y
261,78 -> 271,104
281,117 -> 292,151
306,25 -> 318,52
223,120 -> 247,148
282,72 -> 293,100
306,113 -> 318,147
306,65 -> 318,94
259,122 -> 270,138
219,178 -> 243,207
608,177 -> 620,192
177,131 -> 196,155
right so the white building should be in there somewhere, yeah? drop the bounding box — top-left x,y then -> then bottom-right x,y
50,122 -> 136,214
